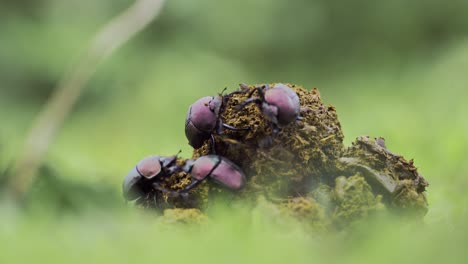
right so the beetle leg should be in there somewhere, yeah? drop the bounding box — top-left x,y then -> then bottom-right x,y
245,84 -> 266,98
222,123 -> 250,131
165,164 -> 180,175
181,159 -> 196,173
235,97 -> 262,110
245,85 -> 266,99
161,153 -> 179,168
184,156 -> 221,191
179,179 -> 202,193
210,134 -> 217,154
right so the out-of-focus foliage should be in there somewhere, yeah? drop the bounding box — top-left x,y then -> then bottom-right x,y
0,0 -> 467,263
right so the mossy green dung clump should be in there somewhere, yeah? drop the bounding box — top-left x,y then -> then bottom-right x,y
192,85 -> 344,208
332,174 -> 384,227
139,83 -> 429,230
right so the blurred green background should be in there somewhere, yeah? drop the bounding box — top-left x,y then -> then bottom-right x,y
1,0 -> 467,263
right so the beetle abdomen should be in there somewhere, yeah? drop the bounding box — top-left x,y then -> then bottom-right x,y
210,157 -> 246,190
191,155 -> 245,190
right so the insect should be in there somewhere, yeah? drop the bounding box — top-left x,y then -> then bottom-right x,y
236,83 -> 301,146
122,155 -> 178,201
237,83 -> 301,129
185,88 -> 249,151
123,154 -> 246,202
152,155 -> 246,196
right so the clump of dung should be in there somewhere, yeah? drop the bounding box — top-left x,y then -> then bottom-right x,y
338,136 -> 428,217
143,83 -> 428,229
332,174 -> 385,227
192,85 -> 345,207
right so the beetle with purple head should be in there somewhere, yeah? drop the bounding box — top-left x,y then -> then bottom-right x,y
122,155 -> 178,201
152,155 -> 246,196
185,88 -> 249,152
237,83 -> 301,129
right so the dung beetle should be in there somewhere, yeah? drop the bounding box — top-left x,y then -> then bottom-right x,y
152,155 -> 246,196
237,83 -> 301,129
122,155 -> 178,201
185,88 -> 249,151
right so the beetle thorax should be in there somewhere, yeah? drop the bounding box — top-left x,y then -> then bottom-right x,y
261,103 -> 279,124
208,95 -> 223,116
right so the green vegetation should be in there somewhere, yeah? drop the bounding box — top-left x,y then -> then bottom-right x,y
1,0 -> 468,263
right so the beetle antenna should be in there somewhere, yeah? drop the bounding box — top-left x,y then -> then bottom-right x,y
219,87 -> 227,96
175,149 -> 182,157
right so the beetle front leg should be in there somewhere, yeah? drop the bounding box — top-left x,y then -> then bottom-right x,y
165,165 -> 180,175
216,116 -> 250,135
222,123 -> 250,131
179,179 -> 202,193
243,85 -> 266,99
235,97 -> 262,110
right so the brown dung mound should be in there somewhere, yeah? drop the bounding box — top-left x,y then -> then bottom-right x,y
137,83 -> 428,228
